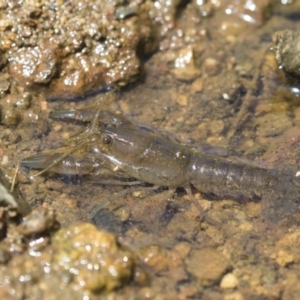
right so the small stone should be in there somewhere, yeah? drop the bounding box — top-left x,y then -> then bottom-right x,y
174,242 -> 191,258
273,30 -> 300,78
0,107 -> 20,126
192,77 -> 204,92
171,46 -> 200,81
186,248 -> 231,286
239,222 -> 253,232
176,94 -> 188,106
271,250 -> 294,267
114,206 -> 131,222
245,202 -> 261,219
133,191 -> 142,197
138,245 -> 183,273
18,207 -> 60,236
203,57 -> 220,76
220,273 -> 238,289
210,120 -> 225,135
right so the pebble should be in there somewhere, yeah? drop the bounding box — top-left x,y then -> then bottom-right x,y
203,57 -> 221,76
192,77 -> 204,92
138,245 -> 183,273
176,94 -> 188,106
171,46 -> 200,81
271,250 -> 294,267
186,248 -> 231,286
17,207 -> 59,236
210,119 -> 225,135
220,273 -> 239,289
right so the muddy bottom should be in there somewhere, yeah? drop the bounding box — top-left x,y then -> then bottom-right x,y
2,1 -> 300,300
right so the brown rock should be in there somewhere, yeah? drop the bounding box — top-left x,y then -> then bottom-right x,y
9,43 -> 58,85
138,244 -> 183,273
18,207 -> 59,236
52,223 -> 140,292
186,248 -> 232,286
171,46 -> 201,81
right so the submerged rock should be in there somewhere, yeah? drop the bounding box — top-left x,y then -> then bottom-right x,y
0,222 -> 147,298
52,223 -> 140,293
186,248 -> 232,286
273,30 -> 300,79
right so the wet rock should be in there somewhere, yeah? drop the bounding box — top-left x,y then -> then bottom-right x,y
9,43 -> 58,86
171,46 -> 201,81
192,0 -> 272,36
271,249 -> 294,267
0,221 -> 146,297
149,0 -> 182,35
138,244 -> 183,273
52,223 -> 140,293
1,1 -> 160,99
186,248 -> 232,286
0,250 -> 86,300
18,207 -> 59,237
91,208 -> 124,235
0,92 -> 32,126
0,106 -> 20,126
273,30 -> 300,79
115,6 -> 137,20
14,92 -> 31,110
204,0 -> 271,27
224,0 -> 271,26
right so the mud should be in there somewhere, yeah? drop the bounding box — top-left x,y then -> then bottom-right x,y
2,0 -> 300,299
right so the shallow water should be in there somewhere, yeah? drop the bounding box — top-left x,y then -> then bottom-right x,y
2,1 -> 300,299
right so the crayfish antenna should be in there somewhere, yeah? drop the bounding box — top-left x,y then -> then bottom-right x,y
10,162 -> 20,193
186,186 -> 205,222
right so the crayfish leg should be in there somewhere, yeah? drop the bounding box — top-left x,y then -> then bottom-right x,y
185,186 -> 205,222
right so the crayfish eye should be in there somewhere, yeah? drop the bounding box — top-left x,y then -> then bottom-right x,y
102,134 -> 112,145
